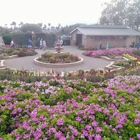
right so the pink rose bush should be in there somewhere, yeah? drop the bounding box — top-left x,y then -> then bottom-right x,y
83,48 -> 133,58
0,76 -> 140,139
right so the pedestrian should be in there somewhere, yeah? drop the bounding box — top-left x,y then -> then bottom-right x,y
136,42 -> 140,49
28,39 -> 32,48
60,39 -> 63,46
131,41 -> 135,48
106,42 -> 110,49
39,38 -> 43,49
10,39 -> 15,48
97,43 -> 100,50
99,42 -> 102,50
43,40 -> 47,50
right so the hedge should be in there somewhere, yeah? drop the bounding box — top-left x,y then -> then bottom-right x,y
2,33 -> 57,48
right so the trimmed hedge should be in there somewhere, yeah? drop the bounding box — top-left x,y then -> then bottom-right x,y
2,34 -> 12,45
2,33 -> 57,48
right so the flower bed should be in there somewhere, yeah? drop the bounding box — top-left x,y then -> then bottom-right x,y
0,76 -> 140,139
114,60 -> 132,67
83,48 -> 133,58
1,62 -> 140,83
38,52 -> 80,63
0,47 -> 37,57
66,66 -> 140,82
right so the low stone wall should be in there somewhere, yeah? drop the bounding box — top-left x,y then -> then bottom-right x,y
103,56 -> 128,72
0,55 -> 18,59
34,57 -> 84,68
100,56 -> 125,61
0,60 -> 6,70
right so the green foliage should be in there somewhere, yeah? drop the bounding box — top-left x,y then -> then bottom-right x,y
132,49 -> 140,56
21,24 -> 43,33
39,52 -> 80,63
0,26 -> 5,35
2,34 -> 12,45
36,33 -> 57,47
100,0 -> 140,30
114,60 -> 132,67
12,32 -> 26,46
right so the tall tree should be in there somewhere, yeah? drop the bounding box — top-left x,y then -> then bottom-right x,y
100,0 -> 140,30
38,23 -> 42,28
43,24 -> 47,31
19,22 -> 24,27
48,23 -> 51,28
20,24 -> 43,33
4,24 -> 7,28
12,21 -> 16,29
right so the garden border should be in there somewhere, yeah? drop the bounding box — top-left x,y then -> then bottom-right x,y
0,55 -> 18,59
0,60 -> 6,70
34,57 -> 84,68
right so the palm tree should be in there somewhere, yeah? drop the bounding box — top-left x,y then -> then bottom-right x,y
48,23 -> 51,28
58,23 -> 61,28
20,22 -> 23,27
10,23 -> 13,28
43,24 -> 47,30
11,21 -> 16,29
38,23 -> 42,28
4,24 -> 7,28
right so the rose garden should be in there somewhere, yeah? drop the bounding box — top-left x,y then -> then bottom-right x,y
0,45 -> 140,140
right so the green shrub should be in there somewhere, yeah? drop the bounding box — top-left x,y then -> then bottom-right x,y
43,52 -> 53,58
2,34 -> 12,45
132,49 -> 140,56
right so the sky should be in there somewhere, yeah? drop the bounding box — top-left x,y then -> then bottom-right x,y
0,0 -> 111,27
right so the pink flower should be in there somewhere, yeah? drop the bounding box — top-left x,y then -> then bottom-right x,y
17,107 -> 22,113
137,134 -> 140,140
55,131 -> 63,139
42,122 -> 47,129
96,127 -> 102,133
76,116 -> 82,122
12,109 -> 17,115
92,121 -> 98,127
60,137 -> 66,140
134,118 -> 140,124
57,118 -> 64,126
94,134 -> 101,140
71,128 -> 78,136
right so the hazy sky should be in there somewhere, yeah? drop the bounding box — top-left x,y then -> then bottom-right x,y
0,0 -> 111,27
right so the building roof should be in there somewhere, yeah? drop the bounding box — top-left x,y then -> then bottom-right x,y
70,25 -> 140,36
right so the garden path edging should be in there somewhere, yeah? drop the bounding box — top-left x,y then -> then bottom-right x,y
0,60 -> 6,70
34,57 -> 84,68
0,55 -> 18,59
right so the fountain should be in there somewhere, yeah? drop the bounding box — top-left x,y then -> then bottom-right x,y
54,40 -> 63,53
34,39 -> 83,67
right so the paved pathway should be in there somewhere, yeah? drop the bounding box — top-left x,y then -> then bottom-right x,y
4,46 -> 110,72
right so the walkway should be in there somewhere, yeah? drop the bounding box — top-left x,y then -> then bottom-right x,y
4,46 -> 110,72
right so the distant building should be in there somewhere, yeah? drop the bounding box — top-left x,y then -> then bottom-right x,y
70,25 -> 140,49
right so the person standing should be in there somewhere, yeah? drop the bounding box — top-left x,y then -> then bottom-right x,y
43,40 -> 47,50
39,38 -> 43,49
97,43 -> 100,50
106,42 -> 110,49
28,39 -> 32,48
60,39 -> 63,46
136,42 -> 140,49
99,42 -> 102,50
10,39 -> 15,48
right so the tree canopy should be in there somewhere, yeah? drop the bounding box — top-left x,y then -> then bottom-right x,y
0,26 -> 4,35
20,24 -> 43,33
100,0 -> 140,30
